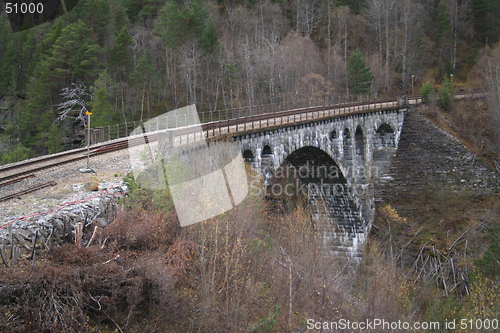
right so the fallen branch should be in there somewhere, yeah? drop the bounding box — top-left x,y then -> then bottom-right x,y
74,223 -> 83,248
12,244 -> 19,267
414,256 -> 430,284
397,226 -> 424,261
102,254 -> 120,265
331,259 -> 351,283
29,231 -> 38,275
403,226 -> 424,248
448,228 -> 472,253
86,226 -> 99,247
410,242 -> 427,275
0,239 -> 9,268
101,237 -> 108,249
45,225 -> 53,251
488,250 -> 500,267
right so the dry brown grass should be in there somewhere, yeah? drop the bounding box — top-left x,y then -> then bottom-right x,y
420,99 -> 500,169
1,157 -> 498,332
103,208 -> 180,251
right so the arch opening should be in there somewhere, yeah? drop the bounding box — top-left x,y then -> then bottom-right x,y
262,145 -> 272,156
268,147 -> 364,249
279,146 -> 347,186
243,149 -> 254,159
355,126 -> 366,182
355,126 -> 365,161
375,123 -> 395,148
343,128 -> 352,166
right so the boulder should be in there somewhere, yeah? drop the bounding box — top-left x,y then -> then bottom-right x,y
84,180 -> 99,192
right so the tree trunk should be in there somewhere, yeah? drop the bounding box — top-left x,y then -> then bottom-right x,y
344,13 -> 348,95
402,0 -> 409,93
385,4 -> 390,95
147,80 -> 150,121
141,83 -> 145,122
453,0 -> 457,71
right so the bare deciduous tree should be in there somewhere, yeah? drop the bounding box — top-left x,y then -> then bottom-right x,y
56,82 -> 91,124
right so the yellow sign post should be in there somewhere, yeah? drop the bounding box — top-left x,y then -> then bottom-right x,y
86,110 -> 91,168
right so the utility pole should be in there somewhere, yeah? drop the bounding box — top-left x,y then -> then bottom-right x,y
411,75 -> 414,95
86,109 -> 92,168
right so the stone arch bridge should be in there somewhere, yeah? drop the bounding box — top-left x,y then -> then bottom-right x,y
129,97 -> 417,260
233,103 -> 408,259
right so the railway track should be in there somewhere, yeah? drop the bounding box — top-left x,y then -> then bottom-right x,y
0,96 -> 421,186
0,181 -> 57,202
0,174 -> 35,188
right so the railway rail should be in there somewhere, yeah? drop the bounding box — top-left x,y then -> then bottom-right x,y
0,174 -> 35,188
0,181 -> 56,202
0,96 -> 422,185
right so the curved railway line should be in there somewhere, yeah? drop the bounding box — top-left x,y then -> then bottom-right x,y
0,94 -> 455,202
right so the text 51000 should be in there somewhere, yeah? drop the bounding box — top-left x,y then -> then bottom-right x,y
5,2 -> 44,14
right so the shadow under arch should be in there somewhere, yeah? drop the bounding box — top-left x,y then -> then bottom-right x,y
374,123 -> 396,148
355,125 -> 366,182
268,146 -> 365,258
343,128 -> 353,167
262,145 -> 273,155
243,149 -> 254,159
276,146 -> 347,186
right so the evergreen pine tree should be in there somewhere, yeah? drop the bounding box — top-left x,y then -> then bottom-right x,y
347,49 -> 373,95
436,0 -> 450,42
110,26 -> 133,80
82,0 -> 110,44
437,77 -> 455,110
200,20 -> 219,55
92,69 -> 114,94
154,0 -> 210,50
20,29 -> 37,87
47,123 -> 63,154
470,0 -> 495,45
0,39 -> 17,95
421,82 -> 434,104
91,88 -> 115,127
475,238 -> 500,282
1,144 -> 32,165
138,0 -> 165,21
33,20 -> 64,66
114,5 -> 127,35
47,20 -> 103,83
131,50 -> 156,120
337,0 -> 366,15
123,0 -> 145,22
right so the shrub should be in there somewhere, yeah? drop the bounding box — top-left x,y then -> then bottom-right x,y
421,81 -> 434,104
47,123 -> 63,154
1,143 -> 32,164
104,209 -> 180,251
438,77 -> 455,110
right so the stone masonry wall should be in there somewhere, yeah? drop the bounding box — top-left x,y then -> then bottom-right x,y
377,109 -> 500,200
0,185 -> 126,254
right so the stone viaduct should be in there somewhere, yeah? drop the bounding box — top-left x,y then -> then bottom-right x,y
123,93 -> 499,260
233,107 -> 407,259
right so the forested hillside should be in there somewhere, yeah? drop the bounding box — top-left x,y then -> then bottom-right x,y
1,0 -> 500,162
1,2 -> 500,331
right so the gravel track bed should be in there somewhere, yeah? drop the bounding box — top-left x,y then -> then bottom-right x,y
0,149 -> 133,226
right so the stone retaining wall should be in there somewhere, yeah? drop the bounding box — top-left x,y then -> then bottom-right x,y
0,185 -> 126,255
